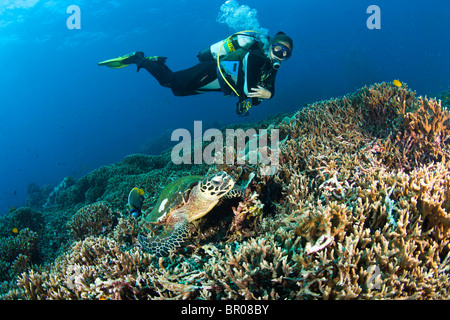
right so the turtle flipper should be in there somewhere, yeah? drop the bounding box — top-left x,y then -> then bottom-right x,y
225,172 -> 255,199
137,219 -> 189,257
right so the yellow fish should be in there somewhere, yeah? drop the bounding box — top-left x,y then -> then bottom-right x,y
128,187 -> 145,217
392,80 -> 402,87
12,228 -> 19,234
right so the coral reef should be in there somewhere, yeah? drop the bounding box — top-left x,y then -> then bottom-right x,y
1,82 -> 450,300
0,228 -> 40,283
0,207 -> 44,286
43,176 -> 77,208
25,182 -> 53,210
68,201 -> 119,240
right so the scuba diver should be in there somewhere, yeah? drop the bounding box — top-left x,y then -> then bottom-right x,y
98,31 -> 293,116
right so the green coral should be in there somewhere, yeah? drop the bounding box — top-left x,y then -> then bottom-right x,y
0,228 -> 39,283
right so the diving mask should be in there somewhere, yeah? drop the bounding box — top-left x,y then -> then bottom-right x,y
271,43 -> 291,60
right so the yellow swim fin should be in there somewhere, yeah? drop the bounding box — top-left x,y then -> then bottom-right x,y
97,52 -> 142,69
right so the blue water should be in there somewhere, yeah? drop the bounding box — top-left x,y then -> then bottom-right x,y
0,0 -> 449,215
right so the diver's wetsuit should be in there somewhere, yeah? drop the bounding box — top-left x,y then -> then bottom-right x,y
136,42 -> 278,107
137,59 -> 221,96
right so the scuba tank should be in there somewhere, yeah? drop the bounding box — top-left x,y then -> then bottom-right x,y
197,32 -> 256,62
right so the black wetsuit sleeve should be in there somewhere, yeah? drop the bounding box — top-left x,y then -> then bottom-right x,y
244,51 -> 277,106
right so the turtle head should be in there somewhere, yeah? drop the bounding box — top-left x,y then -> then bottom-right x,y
199,171 -> 235,199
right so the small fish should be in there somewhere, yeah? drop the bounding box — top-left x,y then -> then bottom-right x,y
128,187 -> 145,218
392,80 -> 402,87
12,228 -> 19,234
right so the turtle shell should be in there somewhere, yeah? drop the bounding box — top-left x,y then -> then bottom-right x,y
145,175 -> 204,223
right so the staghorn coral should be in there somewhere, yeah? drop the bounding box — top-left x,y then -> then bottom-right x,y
203,235 -> 294,299
14,236 -> 218,300
396,96 -> 450,167
15,236 -> 152,300
263,159 -> 450,299
355,81 -> 416,139
267,82 -> 450,298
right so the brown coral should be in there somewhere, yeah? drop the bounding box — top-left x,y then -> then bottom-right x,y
15,236 -> 217,300
396,96 -> 450,167
268,82 -> 450,298
67,201 -> 119,240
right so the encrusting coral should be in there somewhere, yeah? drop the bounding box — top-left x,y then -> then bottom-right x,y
1,82 -> 450,300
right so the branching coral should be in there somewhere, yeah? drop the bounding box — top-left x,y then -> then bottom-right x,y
265,160 -> 450,299
268,82 -> 450,299
15,237 -> 153,300
14,236 -> 217,300
396,96 -> 450,167
203,235 -> 295,299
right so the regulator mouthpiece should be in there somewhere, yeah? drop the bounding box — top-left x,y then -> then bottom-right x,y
272,60 -> 281,70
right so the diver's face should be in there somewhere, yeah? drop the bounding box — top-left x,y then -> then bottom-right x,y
270,41 -> 292,61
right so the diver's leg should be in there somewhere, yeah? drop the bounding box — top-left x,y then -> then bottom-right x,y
169,62 -> 221,96
134,54 -> 175,88
135,54 -> 219,96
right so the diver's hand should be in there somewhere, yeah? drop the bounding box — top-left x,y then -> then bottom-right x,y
247,86 -> 271,99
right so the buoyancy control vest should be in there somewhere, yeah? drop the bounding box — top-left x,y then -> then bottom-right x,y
197,32 -> 266,97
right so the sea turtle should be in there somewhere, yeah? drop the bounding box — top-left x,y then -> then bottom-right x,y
137,171 -> 254,256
